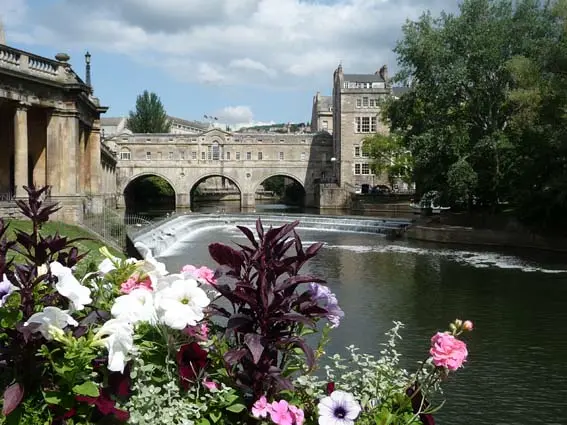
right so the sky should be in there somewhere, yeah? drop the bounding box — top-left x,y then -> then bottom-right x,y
1,0 -> 457,129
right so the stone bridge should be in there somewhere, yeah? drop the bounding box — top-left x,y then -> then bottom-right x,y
108,129 -> 337,209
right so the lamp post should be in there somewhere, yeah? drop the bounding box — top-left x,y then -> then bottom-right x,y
85,51 -> 92,91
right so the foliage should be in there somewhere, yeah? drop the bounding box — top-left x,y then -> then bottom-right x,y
361,133 -> 413,187
386,0 -> 567,231
1,188 -> 474,425
262,177 -> 286,197
126,91 -> 170,134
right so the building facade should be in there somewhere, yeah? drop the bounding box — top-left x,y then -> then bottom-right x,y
0,42 -> 109,222
310,92 -> 333,134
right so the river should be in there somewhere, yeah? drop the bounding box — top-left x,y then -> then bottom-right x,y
157,217 -> 567,425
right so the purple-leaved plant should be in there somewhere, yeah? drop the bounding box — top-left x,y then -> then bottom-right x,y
208,218 -> 340,400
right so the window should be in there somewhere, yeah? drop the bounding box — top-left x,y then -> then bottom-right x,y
236,152 -> 241,160
301,152 -> 306,161
322,120 -> 328,130
356,98 -> 362,108
361,148 -> 369,158
354,146 -> 361,157
279,152 -> 284,160
180,151 -> 185,160
279,139 -> 284,143
362,163 -> 370,174
362,97 -> 369,107
246,152 -> 252,160
258,152 -> 263,160
201,151 -> 206,160
354,164 -> 361,174
226,151 -> 231,160
211,143 -> 220,160
369,99 -> 375,108
192,151 -> 197,160
168,151 -> 174,160
355,117 -> 377,133
120,150 -> 131,160
146,152 -> 151,160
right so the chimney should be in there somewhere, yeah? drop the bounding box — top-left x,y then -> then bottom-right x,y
378,65 -> 388,82
85,51 -> 92,92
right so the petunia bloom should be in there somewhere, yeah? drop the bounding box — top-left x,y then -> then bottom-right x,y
430,332 -> 468,371
120,275 -> 153,294
181,264 -> 217,285
176,342 -> 208,390
24,306 -> 78,340
318,390 -> 361,425
154,277 -> 210,329
308,283 -> 345,328
269,400 -> 293,425
0,275 -> 17,307
50,261 -> 92,311
111,288 -> 157,325
94,319 -> 134,373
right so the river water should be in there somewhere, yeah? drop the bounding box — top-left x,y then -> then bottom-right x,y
159,219 -> 567,425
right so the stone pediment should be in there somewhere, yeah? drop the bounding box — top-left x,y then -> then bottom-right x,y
199,128 -> 232,137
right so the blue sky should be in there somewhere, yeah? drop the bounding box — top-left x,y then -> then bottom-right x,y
2,0 -> 455,128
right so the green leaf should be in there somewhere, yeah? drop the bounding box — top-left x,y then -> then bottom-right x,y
226,403 -> 246,413
43,392 -> 62,405
209,411 -> 221,423
72,381 -> 100,397
198,419 -> 211,425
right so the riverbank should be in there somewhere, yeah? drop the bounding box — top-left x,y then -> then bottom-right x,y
406,216 -> 567,253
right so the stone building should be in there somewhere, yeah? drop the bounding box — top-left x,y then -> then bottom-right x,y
0,42 -> 110,222
101,115 -> 208,138
310,92 -> 333,134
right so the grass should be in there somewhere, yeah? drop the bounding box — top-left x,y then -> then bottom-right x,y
4,219 -> 125,277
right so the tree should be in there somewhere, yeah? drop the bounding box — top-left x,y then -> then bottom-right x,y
126,91 -> 170,133
361,133 -> 413,188
386,0 -> 562,213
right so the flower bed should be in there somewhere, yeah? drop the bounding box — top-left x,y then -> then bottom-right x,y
0,187 -> 473,425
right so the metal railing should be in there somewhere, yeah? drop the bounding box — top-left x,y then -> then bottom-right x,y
81,206 -> 153,251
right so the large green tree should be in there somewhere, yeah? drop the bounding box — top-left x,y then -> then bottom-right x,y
361,133 -> 413,188
127,91 -> 171,133
386,0 -> 567,228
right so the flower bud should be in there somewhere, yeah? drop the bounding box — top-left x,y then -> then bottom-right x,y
454,319 -> 463,328
463,320 -> 474,331
449,323 -> 457,332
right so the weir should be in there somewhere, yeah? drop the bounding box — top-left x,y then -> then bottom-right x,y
129,213 -> 413,258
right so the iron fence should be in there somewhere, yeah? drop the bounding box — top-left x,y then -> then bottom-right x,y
81,206 -> 153,251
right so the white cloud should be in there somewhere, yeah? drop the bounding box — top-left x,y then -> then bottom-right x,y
213,105 -> 275,130
6,0 -> 458,87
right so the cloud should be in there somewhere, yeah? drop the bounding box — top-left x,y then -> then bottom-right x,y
214,105 -> 275,130
7,0 -> 458,87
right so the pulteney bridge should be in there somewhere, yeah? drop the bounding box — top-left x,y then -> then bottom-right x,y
108,129 -> 337,209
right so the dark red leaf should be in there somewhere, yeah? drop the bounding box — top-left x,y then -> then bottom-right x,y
2,383 -> 24,416
280,337 -> 315,370
275,275 -> 326,292
237,225 -> 258,248
208,243 -> 243,271
271,313 -> 315,328
227,313 -> 253,330
305,242 -> 324,258
256,219 -> 265,239
244,333 -> 264,364
224,348 -> 248,365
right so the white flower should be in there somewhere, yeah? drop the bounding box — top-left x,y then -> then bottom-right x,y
94,319 -> 134,373
98,252 -> 138,275
98,258 -> 117,275
24,306 -> 78,340
111,288 -> 156,325
154,277 -> 210,330
0,275 -> 18,308
318,391 -> 361,425
50,262 -> 92,311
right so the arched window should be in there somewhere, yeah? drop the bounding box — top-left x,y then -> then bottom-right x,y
120,148 -> 131,160
211,142 -> 220,161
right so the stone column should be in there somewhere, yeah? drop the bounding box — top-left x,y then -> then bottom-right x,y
88,121 -> 102,194
176,193 -> 189,208
78,125 -> 86,193
46,110 -> 79,196
241,192 -> 256,210
14,104 -> 29,198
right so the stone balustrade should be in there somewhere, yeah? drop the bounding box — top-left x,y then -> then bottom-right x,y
0,44 -> 66,82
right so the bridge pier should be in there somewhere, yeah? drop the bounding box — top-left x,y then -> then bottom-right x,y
176,193 -> 190,208
241,192 -> 256,210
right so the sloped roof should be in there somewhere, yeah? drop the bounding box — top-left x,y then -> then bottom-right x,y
317,95 -> 333,111
101,117 -> 125,126
392,86 -> 411,97
168,115 -> 208,130
343,73 -> 385,83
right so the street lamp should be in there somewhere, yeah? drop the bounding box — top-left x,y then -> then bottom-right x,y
330,157 -> 337,183
84,51 -> 92,90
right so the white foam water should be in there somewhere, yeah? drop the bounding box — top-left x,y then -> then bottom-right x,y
324,244 -> 567,274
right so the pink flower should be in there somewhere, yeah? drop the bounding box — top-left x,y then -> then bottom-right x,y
252,395 -> 270,419
430,332 -> 468,370
269,400 -> 293,425
200,323 -> 209,339
289,405 -> 304,425
463,320 -> 474,331
120,275 -> 153,294
181,265 -> 217,285
202,378 -> 218,391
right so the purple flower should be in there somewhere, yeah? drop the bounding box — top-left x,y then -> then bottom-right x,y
0,275 -> 17,308
308,283 -> 345,328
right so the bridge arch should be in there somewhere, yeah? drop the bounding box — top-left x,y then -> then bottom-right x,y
252,172 -> 305,194
123,173 -> 178,215
188,173 -> 244,211
254,172 -> 307,206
